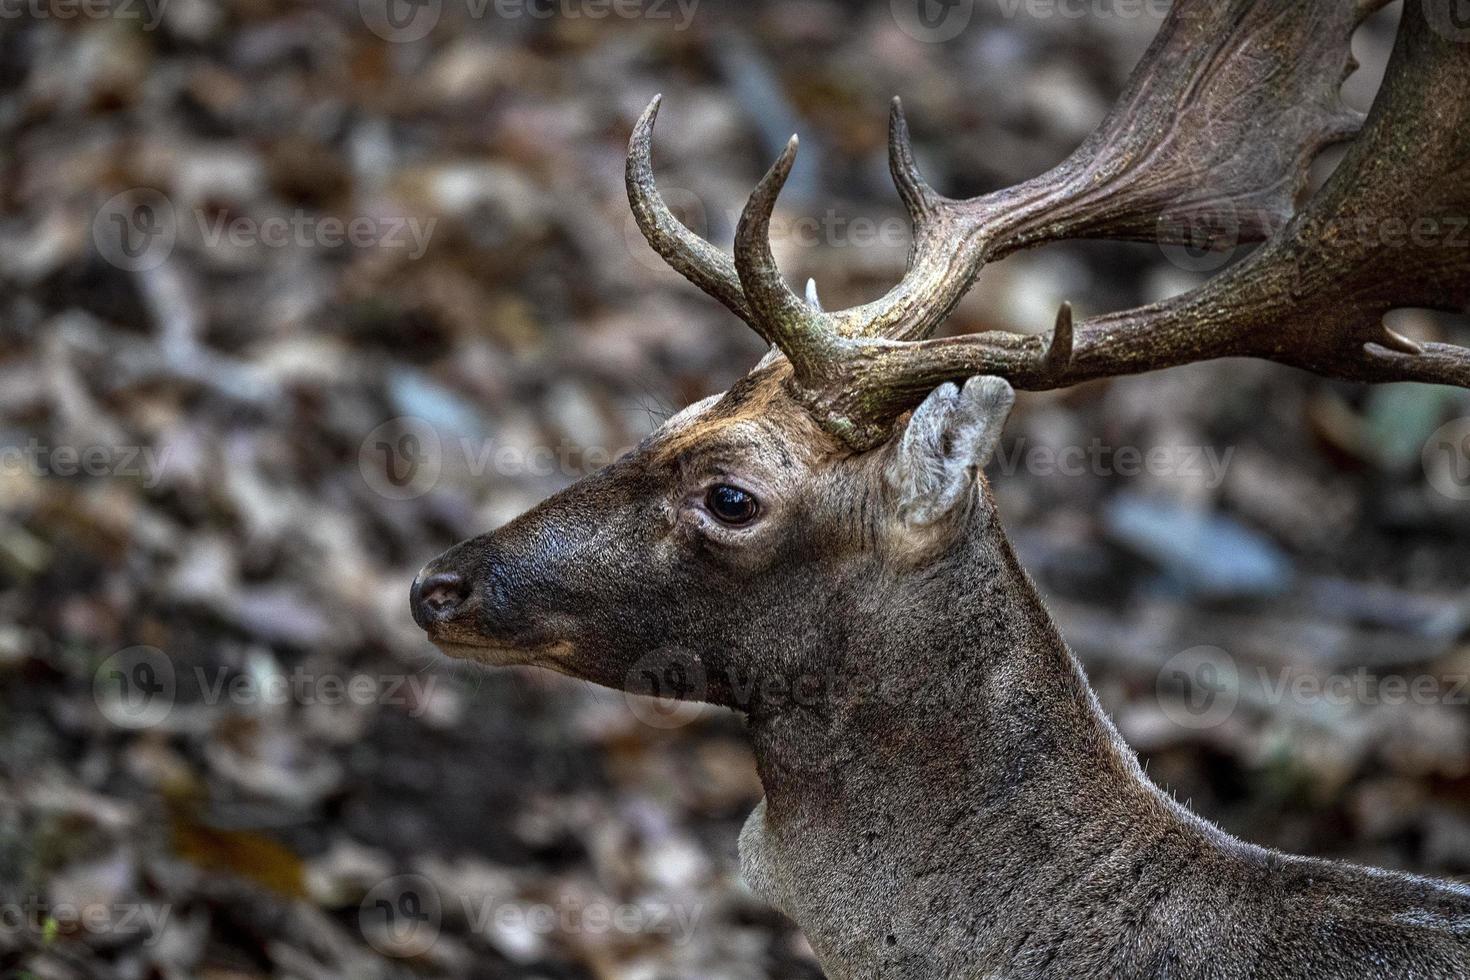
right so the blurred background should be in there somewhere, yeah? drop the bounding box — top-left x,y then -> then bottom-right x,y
2,0 -> 1469,977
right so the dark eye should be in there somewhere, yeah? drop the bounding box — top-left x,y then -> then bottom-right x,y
705,484 -> 759,525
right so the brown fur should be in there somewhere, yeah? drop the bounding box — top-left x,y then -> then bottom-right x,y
412,368 -> 1470,979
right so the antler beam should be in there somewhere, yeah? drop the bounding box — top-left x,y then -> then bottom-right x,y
628,0 -> 1470,450
817,0 -> 1470,438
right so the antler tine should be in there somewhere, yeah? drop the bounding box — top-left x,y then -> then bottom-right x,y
626,96 -> 759,333
1043,302 -> 1073,376
733,136 -> 845,384
887,97 -> 941,222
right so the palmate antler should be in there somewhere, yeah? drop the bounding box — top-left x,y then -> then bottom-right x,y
628,0 -> 1470,449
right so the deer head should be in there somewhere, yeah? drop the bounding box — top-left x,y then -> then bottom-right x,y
409,348 -> 1021,704
412,0 -> 1469,705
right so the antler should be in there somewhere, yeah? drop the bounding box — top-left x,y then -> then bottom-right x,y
628,0 -> 1470,449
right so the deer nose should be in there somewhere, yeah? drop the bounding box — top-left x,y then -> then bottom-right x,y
410,570 -> 470,629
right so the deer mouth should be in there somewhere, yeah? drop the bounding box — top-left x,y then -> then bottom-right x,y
427,637 -> 574,672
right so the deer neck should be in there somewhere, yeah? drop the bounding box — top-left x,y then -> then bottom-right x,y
739,517 -> 1194,967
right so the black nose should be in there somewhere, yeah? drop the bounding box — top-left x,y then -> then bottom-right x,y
410,570 -> 470,629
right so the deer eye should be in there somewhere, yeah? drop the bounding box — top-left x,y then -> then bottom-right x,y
705,484 -> 759,525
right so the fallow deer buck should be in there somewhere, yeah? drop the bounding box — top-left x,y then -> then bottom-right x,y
412,1 -> 1470,976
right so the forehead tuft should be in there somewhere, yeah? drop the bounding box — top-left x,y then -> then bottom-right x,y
650,366 -> 836,465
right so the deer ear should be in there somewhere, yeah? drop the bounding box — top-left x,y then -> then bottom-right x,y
884,376 -> 1014,527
